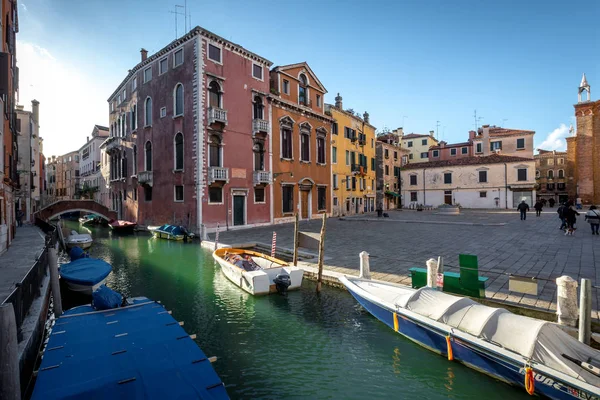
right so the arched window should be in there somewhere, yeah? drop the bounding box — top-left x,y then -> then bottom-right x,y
254,141 -> 264,171
145,141 -> 152,171
174,84 -> 184,116
548,170 -> 554,179
131,104 -> 137,131
209,135 -> 221,167
208,81 -> 221,108
558,169 -> 564,178
145,97 -> 152,126
133,145 -> 137,175
253,96 -> 263,120
536,170 -> 540,178
175,132 -> 184,170
299,74 -> 308,105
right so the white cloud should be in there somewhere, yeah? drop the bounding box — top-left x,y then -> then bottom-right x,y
537,123 -> 572,151
21,3 -> 27,12
17,40 -> 110,158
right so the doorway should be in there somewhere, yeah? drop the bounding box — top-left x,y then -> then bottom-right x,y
233,195 -> 245,226
300,190 -> 310,219
444,190 -> 452,205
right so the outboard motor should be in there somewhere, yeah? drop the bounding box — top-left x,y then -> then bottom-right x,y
273,273 -> 292,294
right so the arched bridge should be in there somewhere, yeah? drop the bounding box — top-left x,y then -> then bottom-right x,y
35,200 -> 117,222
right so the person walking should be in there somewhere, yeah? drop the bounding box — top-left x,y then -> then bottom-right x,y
534,200 -> 543,217
564,203 -> 580,236
16,209 -> 24,227
548,198 -> 555,208
517,200 -> 530,220
576,197 -> 583,210
557,203 -> 567,231
585,205 -> 600,235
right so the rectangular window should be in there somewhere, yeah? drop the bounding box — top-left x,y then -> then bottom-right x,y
332,122 -> 338,135
346,176 -> 350,190
352,177 -> 356,191
174,49 -> 184,67
516,138 -> 525,149
301,134 -> 310,162
547,158 -> 554,165
461,147 -> 468,154
345,150 -> 350,166
252,64 -> 263,80
333,174 -> 338,189
118,95 -> 121,104
432,150 -> 439,157
385,165 -> 389,176
332,147 -> 337,164
143,67 -> 152,83
209,187 -> 222,203
490,141 -> 502,151
394,151 -> 398,160
384,149 -> 389,158
422,139 -> 427,146
444,173 -> 452,184
410,192 -> 418,202
282,186 -> 294,213
409,153 -> 413,160
174,185 -> 184,202
480,191 -> 487,198
333,197 -> 338,206
254,187 -> 265,203
547,183 -> 555,190
407,141 -> 413,148
316,94 -> 321,107
160,107 -> 166,118
283,79 -> 290,94
420,152 -> 428,159
144,186 -> 153,201
479,170 -> 488,183
159,58 -> 168,75
518,168 -> 527,181
476,142 -> 482,153
318,187 -> 326,211
371,157 -> 375,171
132,76 -> 137,91
450,148 -> 457,156
122,89 -> 126,100
208,44 -> 221,63
557,158 -> 564,165
410,175 -> 417,185
317,137 -> 326,164
282,128 -> 292,159
394,166 -> 399,177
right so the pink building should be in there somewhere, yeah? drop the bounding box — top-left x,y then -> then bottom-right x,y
428,140 -> 473,161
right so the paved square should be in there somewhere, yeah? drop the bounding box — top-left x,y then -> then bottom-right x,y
216,208 -> 600,320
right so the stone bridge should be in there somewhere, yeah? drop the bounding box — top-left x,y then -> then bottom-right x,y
35,200 -> 117,222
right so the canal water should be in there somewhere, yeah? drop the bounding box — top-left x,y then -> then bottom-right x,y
65,220 -> 529,399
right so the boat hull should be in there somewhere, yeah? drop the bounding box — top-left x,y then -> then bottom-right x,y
63,278 -> 106,295
343,279 -> 598,400
66,240 -> 92,249
213,249 -> 303,296
153,230 -> 185,241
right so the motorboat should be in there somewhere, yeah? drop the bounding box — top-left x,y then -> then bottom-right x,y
213,248 -> 303,295
153,224 -> 194,241
109,219 -> 136,233
340,276 -> 600,399
78,214 -> 102,226
59,258 -> 112,294
65,230 -> 93,249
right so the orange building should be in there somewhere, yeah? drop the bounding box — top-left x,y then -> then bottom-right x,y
268,63 -> 333,222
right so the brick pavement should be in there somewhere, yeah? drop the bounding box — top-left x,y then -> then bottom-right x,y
216,208 -> 600,319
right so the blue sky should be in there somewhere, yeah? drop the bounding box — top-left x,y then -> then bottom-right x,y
17,0 -> 599,157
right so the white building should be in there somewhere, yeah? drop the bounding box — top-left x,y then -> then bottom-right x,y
401,154 -> 537,208
15,100 -> 41,222
78,125 -> 109,202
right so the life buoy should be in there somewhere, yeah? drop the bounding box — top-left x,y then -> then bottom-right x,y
524,367 -> 535,395
446,335 -> 454,361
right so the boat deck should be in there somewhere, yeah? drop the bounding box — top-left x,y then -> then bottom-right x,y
32,300 -> 228,399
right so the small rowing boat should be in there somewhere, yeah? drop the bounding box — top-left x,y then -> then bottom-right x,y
60,258 -> 112,294
340,276 -> 600,399
109,219 -> 136,233
212,248 -> 303,295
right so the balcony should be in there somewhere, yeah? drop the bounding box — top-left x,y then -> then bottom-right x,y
253,170 -> 272,185
104,137 -> 123,152
358,134 -> 366,145
208,107 -> 228,125
208,167 -> 229,184
138,170 -> 153,187
252,118 -> 269,134
350,134 -> 357,143
351,164 -> 366,176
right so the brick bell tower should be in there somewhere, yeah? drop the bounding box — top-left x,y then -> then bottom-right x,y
567,74 -> 600,204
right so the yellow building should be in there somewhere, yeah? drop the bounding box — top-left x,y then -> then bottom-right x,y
327,94 -> 376,216
390,128 -> 439,163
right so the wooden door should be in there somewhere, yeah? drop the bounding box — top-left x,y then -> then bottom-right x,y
444,190 -> 452,205
233,195 -> 245,226
301,190 -> 309,219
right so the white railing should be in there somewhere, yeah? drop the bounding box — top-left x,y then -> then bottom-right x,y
208,167 -> 229,184
137,170 -> 153,186
253,170 -> 272,185
252,118 -> 269,133
208,107 -> 228,125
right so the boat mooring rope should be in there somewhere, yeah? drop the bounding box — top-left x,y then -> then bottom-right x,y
524,366 -> 535,395
445,335 -> 453,361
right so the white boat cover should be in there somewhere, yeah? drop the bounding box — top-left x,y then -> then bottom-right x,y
357,282 -> 600,385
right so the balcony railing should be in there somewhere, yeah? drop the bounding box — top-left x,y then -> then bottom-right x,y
138,170 -> 153,187
208,167 -> 229,184
208,107 -> 228,125
253,170 -> 272,185
104,137 -> 123,151
350,134 -> 357,143
252,118 -> 269,134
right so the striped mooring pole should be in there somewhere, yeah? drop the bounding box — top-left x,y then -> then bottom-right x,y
271,232 -> 277,257
214,224 -> 220,250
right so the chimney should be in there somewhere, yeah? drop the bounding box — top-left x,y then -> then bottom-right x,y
335,93 -> 343,109
429,130 -> 434,137
363,111 -> 369,124
140,48 -> 148,62
31,99 -> 40,126
86,136 -> 89,142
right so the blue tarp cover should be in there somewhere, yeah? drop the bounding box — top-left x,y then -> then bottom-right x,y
92,285 -> 123,310
32,299 -> 229,400
157,225 -> 185,236
60,258 -> 112,286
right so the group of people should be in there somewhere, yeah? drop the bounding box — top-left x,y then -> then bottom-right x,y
518,199 -> 600,236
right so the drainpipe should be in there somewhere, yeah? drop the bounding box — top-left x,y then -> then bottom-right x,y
504,163 -> 508,209
423,168 -> 426,205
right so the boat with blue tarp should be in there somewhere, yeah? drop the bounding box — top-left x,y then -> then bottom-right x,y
60,257 -> 112,294
32,297 -> 229,399
152,224 -> 193,241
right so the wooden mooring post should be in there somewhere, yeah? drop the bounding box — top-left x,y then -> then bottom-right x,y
49,247 -> 63,316
292,213 -> 299,267
316,213 -> 326,293
0,303 -> 21,400
579,278 -> 592,345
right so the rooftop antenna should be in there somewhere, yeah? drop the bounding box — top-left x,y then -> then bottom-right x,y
473,109 -> 483,129
170,4 -> 185,39
443,126 -> 446,141
501,118 -> 508,127
435,120 -> 441,139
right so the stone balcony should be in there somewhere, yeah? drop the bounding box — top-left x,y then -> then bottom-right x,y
252,118 -> 269,134
208,107 -> 228,125
104,137 -> 123,152
208,167 -> 229,184
253,170 -> 272,185
137,170 -> 153,187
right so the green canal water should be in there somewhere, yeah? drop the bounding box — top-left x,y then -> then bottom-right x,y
65,220 -> 529,399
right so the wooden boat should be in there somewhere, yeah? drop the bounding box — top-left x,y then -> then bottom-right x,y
65,230 -> 93,249
78,214 -> 102,225
340,276 -> 600,399
213,248 -> 304,295
59,258 -> 112,294
153,224 -> 193,241
109,219 -> 136,233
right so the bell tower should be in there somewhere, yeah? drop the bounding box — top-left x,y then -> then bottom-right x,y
578,73 -> 590,103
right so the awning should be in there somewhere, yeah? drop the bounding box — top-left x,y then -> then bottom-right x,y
385,191 -> 400,197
